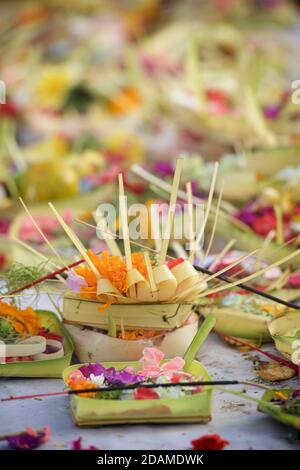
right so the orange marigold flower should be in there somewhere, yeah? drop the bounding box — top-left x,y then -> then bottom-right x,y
66,378 -> 96,398
117,328 -> 159,341
75,251 -> 151,299
132,252 -> 149,280
0,301 -> 40,336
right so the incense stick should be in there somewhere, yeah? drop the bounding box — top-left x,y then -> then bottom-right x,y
198,245 -> 300,300
1,379 -> 271,402
75,219 -> 300,309
216,331 -> 298,371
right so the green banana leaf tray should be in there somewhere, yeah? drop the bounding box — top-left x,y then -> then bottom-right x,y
63,359 -> 212,427
0,310 -> 73,378
200,306 -> 273,343
259,388 -> 300,431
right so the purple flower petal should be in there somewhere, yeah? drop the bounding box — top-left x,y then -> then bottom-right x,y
66,271 -> 87,292
153,161 -> 174,178
104,367 -> 143,386
6,427 -> 50,450
263,105 -> 281,120
72,437 -> 98,450
79,363 -> 106,378
288,273 -> 300,288
79,363 -> 143,385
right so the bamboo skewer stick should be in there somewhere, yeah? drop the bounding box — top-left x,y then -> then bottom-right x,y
208,239 -> 236,271
274,205 -> 284,246
198,245 -> 300,299
254,229 -> 275,272
144,251 -> 157,293
186,181 -> 195,263
266,268 -> 290,293
171,241 -> 189,260
80,221 -> 258,299
118,174 -> 133,270
158,158 -> 183,266
11,237 -> 65,284
132,164 -> 193,204
93,210 -> 122,257
48,203 -> 101,280
131,164 -> 245,228
191,162 -> 219,262
150,203 -> 162,252
18,198 -> 68,270
174,249 -> 259,302
203,181 -> 224,265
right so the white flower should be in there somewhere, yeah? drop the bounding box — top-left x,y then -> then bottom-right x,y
89,374 -> 105,387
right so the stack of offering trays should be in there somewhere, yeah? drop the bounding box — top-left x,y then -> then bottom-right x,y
59,160 -> 209,361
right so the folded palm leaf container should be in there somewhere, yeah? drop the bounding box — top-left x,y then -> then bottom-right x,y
64,317 -> 198,362
63,359 -> 212,426
63,292 -> 194,331
268,311 -> 300,361
259,388 -> 300,431
200,305 -> 274,344
0,310 -> 73,378
199,292 -> 290,344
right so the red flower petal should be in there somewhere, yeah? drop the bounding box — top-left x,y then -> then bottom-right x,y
288,272 -> 300,288
0,101 -> 20,119
167,258 -> 184,270
191,434 -> 229,451
133,387 -> 160,400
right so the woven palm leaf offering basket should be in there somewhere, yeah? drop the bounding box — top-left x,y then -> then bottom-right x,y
62,316 -> 215,427
57,159 -> 211,361
63,353 -> 212,427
